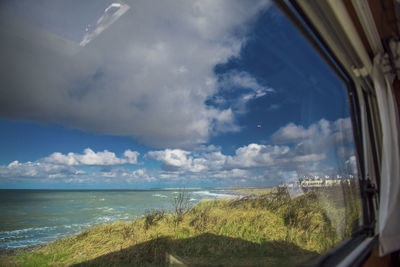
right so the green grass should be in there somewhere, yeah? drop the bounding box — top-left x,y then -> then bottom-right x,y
0,185 -> 361,266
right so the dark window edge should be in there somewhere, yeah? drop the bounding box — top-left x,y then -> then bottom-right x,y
272,1 -> 378,266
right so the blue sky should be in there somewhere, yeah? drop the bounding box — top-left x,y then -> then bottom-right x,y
0,0 -> 356,189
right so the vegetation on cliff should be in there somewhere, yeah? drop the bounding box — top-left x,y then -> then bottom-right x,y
0,185 -> 360,266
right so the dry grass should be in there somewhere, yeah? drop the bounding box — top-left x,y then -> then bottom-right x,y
230,187 -> 277,196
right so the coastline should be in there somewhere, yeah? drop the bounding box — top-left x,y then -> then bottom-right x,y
0,188 -> 243,250
0,243 -> 46,256
0,188 -> 354,266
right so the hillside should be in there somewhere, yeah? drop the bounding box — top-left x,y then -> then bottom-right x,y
0,187 -> 360,266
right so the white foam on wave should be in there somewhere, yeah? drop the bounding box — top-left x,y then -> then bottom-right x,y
96,216 -> 113,223
96,207 -> 114,211
0,226 -> 56,236
192,191 -> 234,199
5,239 -> 47,248
68,222 -> 93,230
152,194 -> 168,198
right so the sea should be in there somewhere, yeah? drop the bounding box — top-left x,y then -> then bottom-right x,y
0,189 -> 237,249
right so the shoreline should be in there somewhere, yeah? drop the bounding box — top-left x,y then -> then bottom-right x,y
0,243 -> 46,256
0,188 -> 268,254
0,188 -> 350,266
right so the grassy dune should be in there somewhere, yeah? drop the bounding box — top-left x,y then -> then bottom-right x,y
230,187 -> 277,196
0,186 -> 360,266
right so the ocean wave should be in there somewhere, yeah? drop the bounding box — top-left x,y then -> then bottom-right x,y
96,207 -> 114,211
104,207 -> 114,212
0,226 -> 56,236
152,194 -> 168,198
1,190 -> 226,249
4,239 -> 47,249
67,222 -> 93,230
193,191 -> 234,199
96,216 -> 113,223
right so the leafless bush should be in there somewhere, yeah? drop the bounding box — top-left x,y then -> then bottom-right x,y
172,189 -> 192,225
144,209 -> 165,230
122,224 -> 135,240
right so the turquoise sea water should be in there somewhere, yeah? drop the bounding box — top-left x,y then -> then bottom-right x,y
0,189 -> 234,249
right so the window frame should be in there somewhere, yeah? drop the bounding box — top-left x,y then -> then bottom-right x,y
273,1 -> 381,266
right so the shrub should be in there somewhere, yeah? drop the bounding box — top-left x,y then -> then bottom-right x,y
172,190 -> 192,225
144,209 -> 165,230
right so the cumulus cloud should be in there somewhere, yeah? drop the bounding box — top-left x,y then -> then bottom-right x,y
1,160 -> 83,180
0,148 -> 140,183
0,0 -> 270,148
0,117 -> 356,186
145,117 -> 357,184
271,119 -> 332,144
227,144 -> 289,168
148,143 -> 325,174
269,117 -> 357,176
148,149 -> 207,172
44,148 -> 139,166
145,141 -> 329,187
271,118 -> 354,156
100,168 -> 154,183
0,158 -> 155,186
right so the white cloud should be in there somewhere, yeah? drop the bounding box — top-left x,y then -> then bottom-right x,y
123,150 -> 140,164
1,160 -> 82,180
144,117 -> 357,184
227,144 -> 290,168
101,168 -> 154,183
271,119 -> 331,144
332,117 -> 354,144
44,148 -> 139,166
148,142 -> 324,174
271,118 -> 353,156
148,149 -> 207,172
148,149 -> 190,167
0,116 -> 357,186
290,153 -> 326,162
213,168 -> 249,179
337,146 -> 354,158
220,71 -> 274,96
0,148 -> 142,184
271,123 -> 312,143
0,0 -> 270,148
216,71 -> 274,113
345,155 -> 358,174
269,117 -> 356,177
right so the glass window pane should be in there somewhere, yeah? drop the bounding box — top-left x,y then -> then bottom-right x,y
0,1 -> 362,266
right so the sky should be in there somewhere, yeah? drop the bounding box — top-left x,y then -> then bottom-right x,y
0,0 -> 357,189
